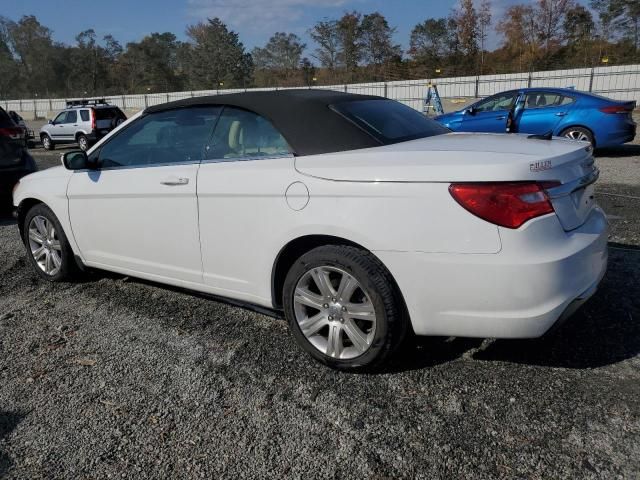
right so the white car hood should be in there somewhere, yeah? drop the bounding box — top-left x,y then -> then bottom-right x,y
295,132 -> 592,184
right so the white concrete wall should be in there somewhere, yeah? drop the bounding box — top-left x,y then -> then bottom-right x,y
5,64 -> 639,119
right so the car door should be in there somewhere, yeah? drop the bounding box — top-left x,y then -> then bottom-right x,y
515,92 -> 576,135
50,112 -> 68,141
459,92 -> 520,133
197,106 -> 294,298
61,110 -> 78,141
67,106 -> 222,285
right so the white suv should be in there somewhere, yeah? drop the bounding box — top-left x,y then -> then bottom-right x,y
39,99 -> 126,151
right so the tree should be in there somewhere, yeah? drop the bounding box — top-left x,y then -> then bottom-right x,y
477,0 -> 492,74
360,12 -> 401,75
563,4 -> 595,65
538,0 -> 576,59
252,32 -> 305,78
185,18 -> 253,90
336,11 -> 363,80
453,0 -> 479,60
497,4 -> 540,71
119,33 -> 185,93
409,18 -> 453,70
617,0 -> 640,52
309,19 -> 340,70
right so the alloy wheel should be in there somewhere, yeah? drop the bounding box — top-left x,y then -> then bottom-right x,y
28,215 -> 62,276
563,130 -> 590,142
293,266 -> 377,360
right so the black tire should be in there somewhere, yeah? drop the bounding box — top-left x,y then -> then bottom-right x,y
560,126 -> 594,146
41,134 -> 54,150
23,203 -> 80,282
77,134 -> 89,151
283,245 -> 408,371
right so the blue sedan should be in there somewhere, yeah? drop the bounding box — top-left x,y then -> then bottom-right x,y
434,87 -> 637,148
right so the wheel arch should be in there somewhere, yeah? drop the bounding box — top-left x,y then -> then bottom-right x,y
270,235 -> 410,323
16,197 -> 44,242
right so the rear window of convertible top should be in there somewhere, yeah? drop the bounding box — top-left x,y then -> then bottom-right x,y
330,99 -> 449,145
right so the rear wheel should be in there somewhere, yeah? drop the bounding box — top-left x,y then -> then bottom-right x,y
283,245 -> 408,371
77,134 -> 89,151
561,126 -> 594,145
24,204 -> 80,282
41,134 -> 54,150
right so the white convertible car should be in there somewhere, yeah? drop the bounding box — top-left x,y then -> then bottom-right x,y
12,90 -> 608,370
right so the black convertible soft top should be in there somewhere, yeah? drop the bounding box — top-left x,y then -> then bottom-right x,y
144,89 -> 384,156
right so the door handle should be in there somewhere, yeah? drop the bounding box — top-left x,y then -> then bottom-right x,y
555,112 -> 567,117
160,177 -> 189,186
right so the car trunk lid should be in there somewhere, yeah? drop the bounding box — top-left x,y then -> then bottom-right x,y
295,132 -> 599,231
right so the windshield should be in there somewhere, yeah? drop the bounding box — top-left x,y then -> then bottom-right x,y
331,99 -> 449,144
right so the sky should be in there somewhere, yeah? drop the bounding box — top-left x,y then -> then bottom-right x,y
0,0 -> 524,53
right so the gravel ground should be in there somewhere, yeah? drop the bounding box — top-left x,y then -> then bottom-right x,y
0,126 -> 639,479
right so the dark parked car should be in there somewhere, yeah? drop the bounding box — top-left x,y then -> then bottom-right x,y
435,87 -> 636,148
0,106 -> 37,204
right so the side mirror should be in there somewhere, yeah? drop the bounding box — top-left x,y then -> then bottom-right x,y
465,106 -> 476,115
62,150 -> 95,170
48,119 -> 53,124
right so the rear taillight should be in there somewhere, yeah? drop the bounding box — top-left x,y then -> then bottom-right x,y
449,182 -> 556,229
0,127 -> 24,139
599,105 -> 633,114
90,108 -> 96,130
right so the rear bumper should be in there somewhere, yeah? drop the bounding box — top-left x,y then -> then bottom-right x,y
376,207 -> 608,338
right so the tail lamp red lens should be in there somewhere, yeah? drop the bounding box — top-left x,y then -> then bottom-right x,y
90,108 -> 96,130
449,182 -> 556,229
599,105 -> 633,114
0,127 -> 24,138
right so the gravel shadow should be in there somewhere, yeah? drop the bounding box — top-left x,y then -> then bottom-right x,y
0,411 -> 23,477
596,144 -> 640,158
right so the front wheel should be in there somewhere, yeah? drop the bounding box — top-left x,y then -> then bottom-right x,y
41,134 -> 54,150
24,203 -> 80,282
561,127 -> 594,145
283,245 -> 408,371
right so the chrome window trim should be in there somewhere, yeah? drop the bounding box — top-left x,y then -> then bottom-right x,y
201,152 -> 294,164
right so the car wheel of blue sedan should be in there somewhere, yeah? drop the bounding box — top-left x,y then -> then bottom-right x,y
560,127 -> 594,145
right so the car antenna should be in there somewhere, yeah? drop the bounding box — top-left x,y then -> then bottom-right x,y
528,130 -> 554,141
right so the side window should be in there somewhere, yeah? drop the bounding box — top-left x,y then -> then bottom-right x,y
98,106 -> 221,168
524,93 -> 574,109
80,110 -> 90,122
66,110 -> 77,123
206,107 -> 291,161
474,93 -> 518,112
53,112 -> 67,124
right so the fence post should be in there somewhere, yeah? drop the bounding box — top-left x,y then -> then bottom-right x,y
344,84 -> 348,93
527,71 -> 533,88
48,98 -> 52,112
383,82 -> 388,98
122,95 -> 126,110
166,93 -> 169,103
144,94 -> 148,108
588,67 -> 595,92
19,99 -> 22,112
474,76 -> 480,98
190,91 -> 194,97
